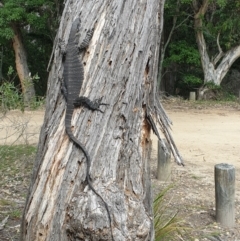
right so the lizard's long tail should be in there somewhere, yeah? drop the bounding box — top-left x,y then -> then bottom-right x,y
65,126 -> 114,240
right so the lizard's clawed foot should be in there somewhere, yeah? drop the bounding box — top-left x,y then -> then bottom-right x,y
73,96 -> 108,113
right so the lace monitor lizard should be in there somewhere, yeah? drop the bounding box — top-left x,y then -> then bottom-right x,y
61,18 -> 113,240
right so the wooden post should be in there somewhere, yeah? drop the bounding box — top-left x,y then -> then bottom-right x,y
157,139 -> 171,181
215,163 -> 235,227
189,91 -> 196,101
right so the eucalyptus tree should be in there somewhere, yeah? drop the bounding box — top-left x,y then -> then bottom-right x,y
161,0 -> 240,95
21,0 -> 183,240
0,0 -> 62,105
193,0 -> 240,86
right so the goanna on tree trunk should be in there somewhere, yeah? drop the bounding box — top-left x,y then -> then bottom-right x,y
21,0 -> 168,240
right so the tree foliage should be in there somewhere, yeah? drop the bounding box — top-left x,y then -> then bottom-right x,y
165,40 -> 200,66
0,0 -> 63,96
0,0 -> 59,40
205,0 -> 240,50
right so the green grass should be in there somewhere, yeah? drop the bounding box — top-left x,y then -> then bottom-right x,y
0,198 -> 13,207
0,145 -> 36,159
154,185 -> 188,240
0,145 -> 37,223
0,145 -> 36,183
10,208 -> 22,219
191,174 -> 202,180
0,199 -> 22,219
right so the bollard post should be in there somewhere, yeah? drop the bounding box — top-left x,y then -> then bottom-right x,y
215,163 -> 235,227
189,91 -> 196,101
157,139 -> 171,181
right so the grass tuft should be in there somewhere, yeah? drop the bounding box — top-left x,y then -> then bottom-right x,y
154,185 -> 188,240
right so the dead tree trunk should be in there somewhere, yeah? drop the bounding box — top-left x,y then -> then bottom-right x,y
12,24 -> 36,107
21,0 -> 182,240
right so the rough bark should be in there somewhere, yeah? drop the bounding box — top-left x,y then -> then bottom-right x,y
193,0 -> 240,86
12,24 -> 36,106
21,0 -> 181,240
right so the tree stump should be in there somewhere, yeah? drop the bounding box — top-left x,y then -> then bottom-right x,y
215,163 -> 235,227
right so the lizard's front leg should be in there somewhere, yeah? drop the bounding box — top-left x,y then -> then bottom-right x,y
73,96 -> 108,113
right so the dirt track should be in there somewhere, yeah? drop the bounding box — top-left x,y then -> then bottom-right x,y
1,103 -> 240,240
151,103 -> 240,240
153,105 -> 240,177
0,110 -> 44,145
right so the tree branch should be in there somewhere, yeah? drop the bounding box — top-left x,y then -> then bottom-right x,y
193,0 -> 209,17
175,14 -> 191,30
147,100 -> 184,165
193,0 -> 212,77
213,32 -> 224,66
158,0 -> 190,89
215,45 -> 240,84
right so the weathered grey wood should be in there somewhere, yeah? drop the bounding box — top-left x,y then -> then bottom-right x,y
20,0 -> 169,240
157,139 -> 171,181
215,163 -> 235,227
189,91 -> 196,101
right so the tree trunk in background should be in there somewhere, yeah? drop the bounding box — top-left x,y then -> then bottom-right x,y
0,47 -> 3,80
21,0 -> 182,240
193,0 -> 240,86
12,24 -> 36,106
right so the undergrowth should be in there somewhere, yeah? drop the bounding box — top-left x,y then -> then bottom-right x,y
0,145 -> 36,184
0,67 -> 45,112
154,184 -> 188,240
0,145 -> 36,224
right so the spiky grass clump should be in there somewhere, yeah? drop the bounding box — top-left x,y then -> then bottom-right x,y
154,185 -> 186,241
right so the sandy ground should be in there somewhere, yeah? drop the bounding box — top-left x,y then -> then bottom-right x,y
158,105 -> 240,192
152,105 -> 240,183
0,110 -> 44,145
165,108 -> 240,169
151,103 -> 240,240
1,103 -> 240,240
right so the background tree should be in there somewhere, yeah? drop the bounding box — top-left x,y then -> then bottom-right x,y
21,0 -> 182,240
160,0 -> 202,95
158,0 -> 193,91
160,0 -> 240,96
0,0 -> 62,106
193,0 -> 240,86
